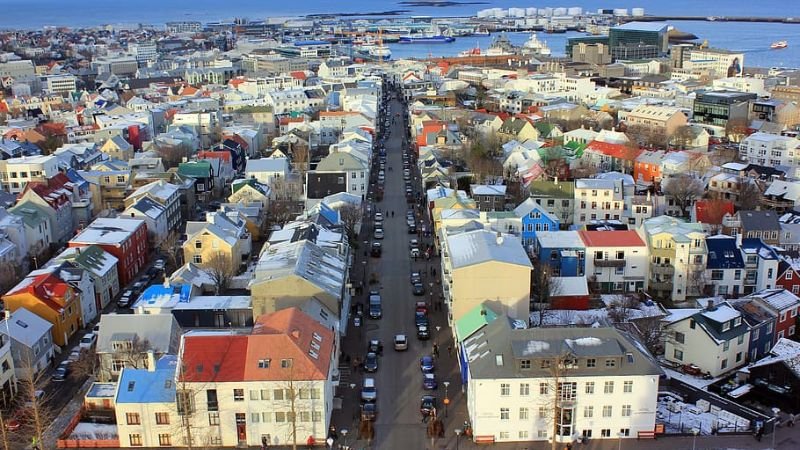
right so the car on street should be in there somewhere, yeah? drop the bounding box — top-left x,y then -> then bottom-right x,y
374,212 -> 383,223
420,356 -> 435,373
146,266 -> 161,281
410,271 -> 422,285
412,283 -> 425,296
410,247 -> 421,259
68,349 -> 82,362
420,395 -> 437,418
131,280 -> 147,295
408,224 -> 417,234
415,302 -> 429,314
404,173 -> 411,181
368,339 -> 383,356
364,352 -> 379,372
361,378 -> 377,402
117,289 -> 134,308
423,373 -> 438,390
361,402 -> 377,421
153,259 -> 166,271
414,311 -> 429,327
79,332 -> 96,350
353,316 -> 362,327
52,361 -> 70,381
374,228 -> 384,240
409,238 -> 418,248
370,242 -> 382,257
394,334 -> 408,351
417,325 -> 430,340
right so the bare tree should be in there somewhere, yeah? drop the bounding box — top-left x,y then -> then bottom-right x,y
0,409 -> 10,450
0,261 -> 20,295
205,253 -> 234,295
157,231 -> 181,270
17,354 -> 53,450
531,261 -> 562,327
156,142 -> 193,169
737,180 -> 762,210
570,160 -> 597,180
670,125 -> 698,150
631,316 -> 666,356
663,174 -> 705,218
267,199 -> 298,230
536,351 -> 578,450
725,118 -> 750,143
606,295 -> 639,323
338,203 -> 362,244
688,269 -> 711,298
290,143 -> 310,186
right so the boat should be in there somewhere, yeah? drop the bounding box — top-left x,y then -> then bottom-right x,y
543,23 -> 567,34
771,40 -> 788,49
459,45 -> 481,57
522,32 -> 551,56
398,35 -> 455,44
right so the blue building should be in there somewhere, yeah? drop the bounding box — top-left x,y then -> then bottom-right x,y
514,198 -> 560,248
731,300 -> 777,362
534,231 -> 585,277
705,235 -> 746,297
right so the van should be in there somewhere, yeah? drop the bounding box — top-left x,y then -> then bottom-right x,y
369,294 -> 382,319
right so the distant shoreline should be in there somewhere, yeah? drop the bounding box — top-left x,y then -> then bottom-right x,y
398,1 -> 490,6
306,10 -> 411,18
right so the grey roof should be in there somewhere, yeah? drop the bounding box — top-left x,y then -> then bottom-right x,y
447,230 -> 532,270
96,314 -> 181,355
738,210 -> 781,232
0,307 -> 52,348
465,319 -> 662,379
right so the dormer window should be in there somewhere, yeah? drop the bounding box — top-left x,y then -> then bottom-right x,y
722,321 -> 731,332
258,359 -> 270,368
734,317 -> 742,327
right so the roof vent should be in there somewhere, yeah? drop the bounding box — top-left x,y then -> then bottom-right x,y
495,354 -> 504,366
291,329 -> 301,339
496,232 -> 504,246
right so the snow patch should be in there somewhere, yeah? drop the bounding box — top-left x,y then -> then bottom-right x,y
522,340 -> 550,354
568,337 -> 603,346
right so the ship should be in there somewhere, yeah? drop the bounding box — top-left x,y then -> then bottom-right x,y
522,32 -> 551,56
771,40 -> 788,49
398,34 -> 455,44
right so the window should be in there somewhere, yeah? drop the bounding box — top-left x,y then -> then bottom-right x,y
620,428 -> 630,437
520,383 -> 530,396
539,383 -> 549,395
582,430 -> 593,438
193,254 -> 202,264
275,412 -> 286,423
622,405 -> 632,417
721,358 -> 728,370
736,352 -> 742,363
602,405 -> 612,417
251,412 -> 260,423
519,407 -> 529,420
520,359 -> 531,369
155,412 -> 170,425
519,431 -> 529,439
208,412 -> 220,425
281,358 -> 293,368
604,381 -> 614,394
112,359 -> 126,372
737,334 -> 744,345
249,390 -> 259,401
233,389 -> 244,401
129,434 -> 143,446
261,412 -> 271,423
586,358 -> 596,368
206,390 -> 218,411
158,434 -> 171,446
498,431 -> 510,440
273,389 -> 284,401
675,331 -> 685,344
585,382 -> 595,394
584,406 -> 594,418
539,406 -> 548,419
723,341 -> 730,351
601,429 -> 611,437
673,349 -> 684,360
312,411 -> 322,422
558,382 -> 577,401
538,430 -> 548,438
541,359 -> 551,369
605,359 -> 616,367
500,383 -> 510,396
623,380 -> 633,393
500,408 -> 510,420
126,413 -> 141,425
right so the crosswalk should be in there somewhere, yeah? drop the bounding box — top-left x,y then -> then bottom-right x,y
338,363 -> 353,386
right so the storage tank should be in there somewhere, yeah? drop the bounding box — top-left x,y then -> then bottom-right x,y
568,7 -> 583,16
613,8 -> 629,16
632,8 -> 645,17
526,7 -> 538,16
509,7 -> 526,17
495,9 -> 509,18
553,7 -> 567,16
540,7 -> 553,17
477,9 -> 491,18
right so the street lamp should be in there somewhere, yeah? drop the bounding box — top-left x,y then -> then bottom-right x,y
454,428 -> 462,450
617,431 -> 624,450
691,427 -> 699,450
772,407 -> 781,450
443,381 -> 450,418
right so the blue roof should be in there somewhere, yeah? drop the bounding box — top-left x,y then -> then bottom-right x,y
741,238 -> 779,260
294,40 -> 329,46
116,355 -> 177,404
319,203 -> 340,226
706,236 -> 745,269
134,284 -> 181,308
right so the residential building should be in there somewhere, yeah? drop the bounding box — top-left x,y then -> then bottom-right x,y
745,289 -> 800,342
0,333 -> 14,409
471,185 -> 507,212
739,132 -> 800,179
69,217 -> 148,286
535,231 -> 586,277
245,158 -> 290,186
740,238 -> 780,294
100,136 -> 134,161
744,338 -> 800,413
184,210 -> 251,275
41,74 -> 77,96
0,307 -> 53,378
52,245 -> 119,310
123,197 -> 168,244
705,235 -> 745,297
125,180 -> 182,235
730,299 -> 777,362
312,150 -> 369,200
729,210 -> 782,245
0,154 -> 59,194
664,301 -> 750,377
513,198 -> 560,248
579,230 -> 648,294
2,271 -> 82,346
622,105 -> 687,139
640,216 -> 707,302
95,314 -> 182,382
442,230 -> 532,327
8,202 -> 52,256
634,150 -> 665,183
18,173 -> 77,244
692,91 -> 757,132
582,141 -> 641,175
229,179 -> 271,209
573,178 -> 626,228
177,308 -> 336,447
527,179 -> 575,225
177,161 -> 215,202
463,322 -> 661,444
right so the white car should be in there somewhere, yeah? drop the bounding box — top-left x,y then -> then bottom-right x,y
79,332 -> 97,350
153,259 -> 166,271
374,228 -> 385,240
394,334 -> 408,351
374,212 -> 384,223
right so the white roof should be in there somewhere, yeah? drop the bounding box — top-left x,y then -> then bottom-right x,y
749,288 -> 800,311
471,185 -> 507,196
71,218 -> 145,245
551,276 -> 588,296
664,308 -> 702,325
447,229 -> 532,269
246,158 -> 289,174
700,303 -> 741,324
765,180 -> 800,202
536,230 -> 583,249
171,295 -> 251,311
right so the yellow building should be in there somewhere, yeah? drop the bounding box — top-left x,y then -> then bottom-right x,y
182,224 -> 243,273
2,272 -> 82,347
431,191 -> 477,243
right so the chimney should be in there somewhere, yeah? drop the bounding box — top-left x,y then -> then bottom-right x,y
146,350 -> 156,372
706,299 -> 715,311
646,190 -> 651,201
496,231 -> 504,246
554,176 -> 559,185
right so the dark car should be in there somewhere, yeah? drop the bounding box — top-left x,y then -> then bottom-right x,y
423,373 -> 438,390
146,267 -> 161,280
52,361 -> 70,381
368,339 -> 383,356
414,311 -> 429,327
364,352 -> 379,373
117,289 -> 134,308
417,325 -> 430,340
412,283 -> 425,296
361,402 -> 377,421
420,395 -> 437,417
408,224 -> 417,234
410,271 -> 422,285
415,302 -> 429,314
420,356 -> 435,373
370,242 -> 382,257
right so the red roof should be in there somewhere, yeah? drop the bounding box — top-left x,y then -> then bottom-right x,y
586,140 -> 642,161
4,272 -> 72,313
279,117 -> 305,126
695,200 -> 735,225
25,173 -> 73,208
228,77 -> 247,88
290,71 -> 307,80
180,335 -> 249,382
197,150 -> 231,163
578,230 -> 645,247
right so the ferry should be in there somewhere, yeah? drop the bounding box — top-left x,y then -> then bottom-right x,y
771,40 -> 788,49
398,35 -> 455,44
522,32 -> 551,56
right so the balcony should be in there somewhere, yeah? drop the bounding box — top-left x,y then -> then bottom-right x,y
594,258 -> 625,268
650,280 -> 673,291
650,264 -> 675,276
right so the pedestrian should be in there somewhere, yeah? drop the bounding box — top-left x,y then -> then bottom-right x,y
306,435 -> 315,449
448,345 -> 453,356
789,414 -> 796,427
432,268 -> 437,277
433,343 -> 439,357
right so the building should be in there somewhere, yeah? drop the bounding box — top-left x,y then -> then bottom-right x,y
692,91 -> 757,130
123,197 -> 168,244
513,198 -> 560,248
245,158 -> 290,186
2,271 -> 82,346
640,216 -> 707,302
579,230 -> 648,294
0,307 -> 53,378
664,301 -> 750,377
744,289 -> 800,342
704,235 -> 745,297
443,230 -> 533,327
573,178 -> 626,227
184,210 -> 252,275
682,48 -> 745,77
0,332 -> 14,408
18,173 -> 78,244
0,154 -> 59,194
69,218 -> 148,286
743,338 -> 800,413
608,22 -> 669,60
527,180 -> 575,225
52,245 -> 119,310
471,185 -> 507,212
312,150 -> 369,200
177,308 -> 336,447
125,180 -> 182,237
41,74 -> 77,96
740,238 -> 780,294
462,322 -> 661,444
739,132 -> 800,179
622,105 -> 688,139
535,231 -> 586,277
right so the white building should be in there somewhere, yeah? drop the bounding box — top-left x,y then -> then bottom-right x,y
579,230 -> 649,294
739,132 -> 800,179
245,158 -> 290,186
463,323 -> 661,444
712,77 -> 768,97
41,74 -> 77,96
0,307 -> 51,378
573,178 -> 626,227
0,154 -> 60,194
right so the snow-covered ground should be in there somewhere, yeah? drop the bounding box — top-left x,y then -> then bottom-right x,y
69,423 -> 118,440
662,366 -> 722,389
657,392 -> 752,435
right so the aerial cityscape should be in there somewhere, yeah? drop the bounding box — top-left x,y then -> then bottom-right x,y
0,1 -> 800,449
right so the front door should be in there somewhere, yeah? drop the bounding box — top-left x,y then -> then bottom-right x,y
235,413 -> 247,444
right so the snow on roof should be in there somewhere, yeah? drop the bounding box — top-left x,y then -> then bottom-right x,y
0,307 -> 52,348
71,218 -> 144,245
700,303 -> 741,324
664,308 -> 702,324
748,338 -> 800,378
536,230 -> 584,249
748,288 -> 800,311
171,295 -> 251,311
447,229 -> 532,270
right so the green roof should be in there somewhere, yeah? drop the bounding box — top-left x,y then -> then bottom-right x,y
177,161 -> 212,178
534,122 -> 556,136
564,141 -> 587,157
528,180 -> 575,198
9,201 -> 50,227
485,211 -> 516,219
455,303 -> 499,342
231,178 -> 268,196
73,245 -> 114,273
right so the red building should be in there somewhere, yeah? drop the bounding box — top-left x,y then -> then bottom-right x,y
68,218 -> 148,285
777,261 -> 800,296
748,289 -> 800,342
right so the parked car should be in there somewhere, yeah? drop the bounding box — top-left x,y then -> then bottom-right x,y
414,311 -> 429,327
394,334 -> 408,351
361,402 -> 377,421
408,224 -> 417,234
374,212 -> 384,223
420,395 -> 437,418
131,281 -> 147,294
117,289 -> 134,308
67,349 -> 82,362
410,247 -> 421,259
364,352 -> 379,373
79,332 -> 96,350
146,266 -> 161,280
410,271 -> 422,285
368,339 -> 384,356
374,228 -> 384,240
370,242 -> 382,257
409,238 -> 418,248
417,325 -> 430,340
420,356 -> 435,373
153,259 -> 166,271
353,316 -> 362,327
361,378 -> 377,402
52,361 -> 70,381
415,302 -> 429,315
423,373 -> 438,390
412,283 -> 425,296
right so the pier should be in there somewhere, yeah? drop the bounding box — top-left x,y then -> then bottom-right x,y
620,16 -> 800,24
